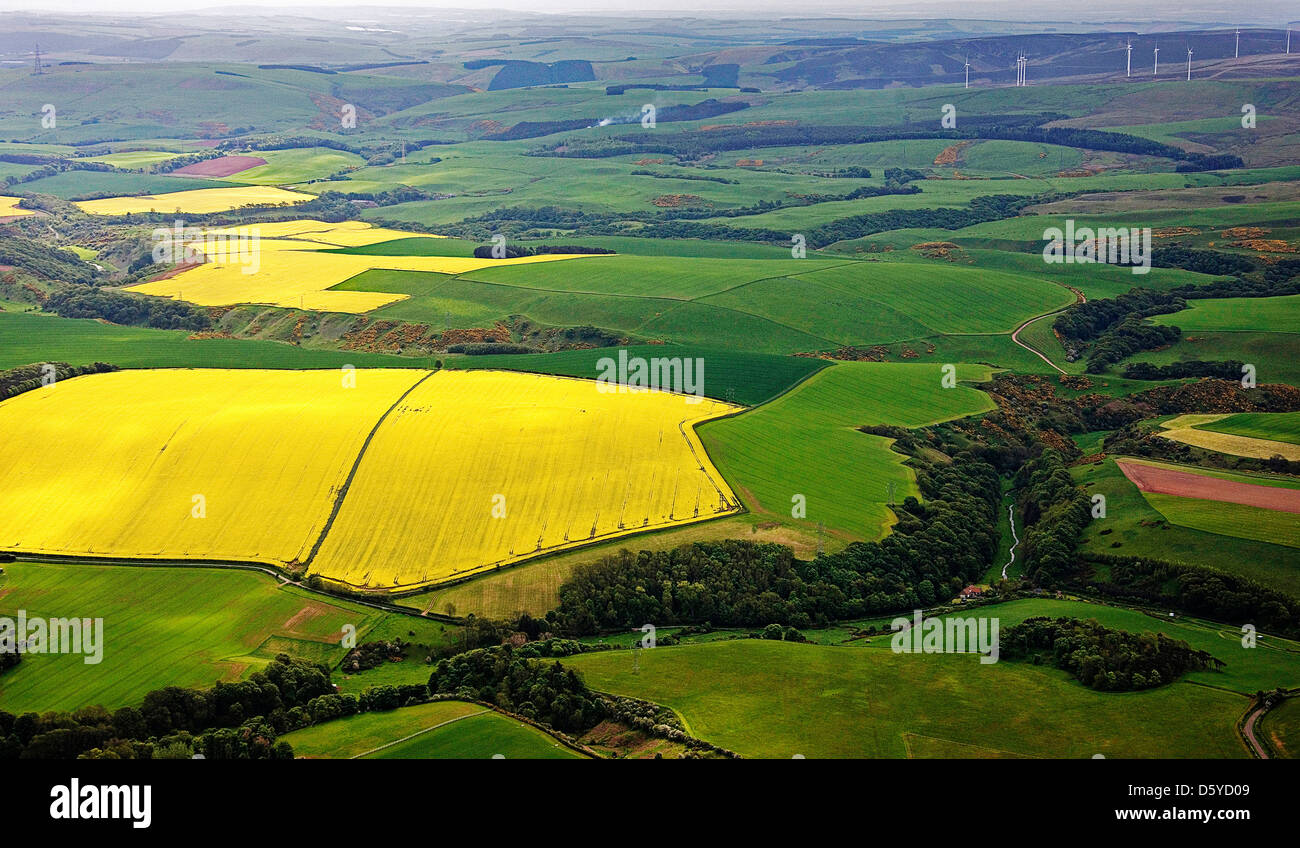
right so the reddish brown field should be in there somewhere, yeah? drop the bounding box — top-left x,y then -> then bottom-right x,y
172,155 -> 266,177
1117,460 -> 1300,514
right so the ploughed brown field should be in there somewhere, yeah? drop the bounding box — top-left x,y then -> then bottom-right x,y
1117,460 -> 1300,514
172,155 -> 267,177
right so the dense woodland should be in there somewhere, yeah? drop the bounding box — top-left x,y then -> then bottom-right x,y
1000,616 -> 1221,690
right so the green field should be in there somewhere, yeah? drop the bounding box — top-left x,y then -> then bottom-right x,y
567,631 -> 1250,758
447,345 -> 826,406
81,150 -> 185,169
1143,493 -> 1300,550
1262,697 -> 1300,758
1201,412 -> 1300,446
225,147 -> 367,185
280,700 -> 586,759
699,361 -> 995,542
1154,295 -> 1300,334
0,561 -> 458,714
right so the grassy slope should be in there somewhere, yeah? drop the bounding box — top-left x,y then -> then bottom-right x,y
567,637 -> 1248,758
698,361 -> 995,542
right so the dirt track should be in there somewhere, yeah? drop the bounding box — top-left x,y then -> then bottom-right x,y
1117,460 -> 1300,514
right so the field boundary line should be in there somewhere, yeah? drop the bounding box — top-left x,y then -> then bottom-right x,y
350,709 -> 491,759
302,370 -> 436,568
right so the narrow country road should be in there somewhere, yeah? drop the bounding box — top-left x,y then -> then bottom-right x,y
1242,703 -> 1270,759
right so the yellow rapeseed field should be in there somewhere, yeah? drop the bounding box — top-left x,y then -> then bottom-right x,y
124,219 -> 603,313
74,186 -> 315,215
0,196 -> 34,217
308,370 -> 741,590
1159,415 -> 1300,461
0,368 -> 422,564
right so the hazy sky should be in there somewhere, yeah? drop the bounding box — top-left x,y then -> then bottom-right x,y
0,0 -> 1285,20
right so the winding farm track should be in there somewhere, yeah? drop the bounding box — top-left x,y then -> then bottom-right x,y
1009,284 -> 1086,375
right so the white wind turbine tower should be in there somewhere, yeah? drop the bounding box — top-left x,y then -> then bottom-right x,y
1154,43 -> 1160,75
1235,27 -> 1241,58
964,55 -> 971,88
1126,40 -> 1132,77
1187,46 -> 1194,80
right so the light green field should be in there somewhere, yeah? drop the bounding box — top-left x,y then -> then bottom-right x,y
281,701 -> 485,757
1154,295 -> 1300,334
0,561 -> 458,714
567,636 -> 1250,758
1201,412 -> 1300,447
366,710 -> 587,759
1143,493 -> 1300,550
699,361 -> 994,542
81,150 -> 185,169
224,147 -> 367,185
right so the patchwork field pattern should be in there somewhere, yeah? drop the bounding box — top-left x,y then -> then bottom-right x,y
126,219 -> 599,313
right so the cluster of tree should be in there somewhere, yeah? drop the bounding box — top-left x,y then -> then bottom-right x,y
427,645 -> 605,733
1152,246 -> 1255,277
1000,616 -> 1220,691
44,288 -> 211,331
759,623 -> 807,642
1083,317 -> 1182,373
470,244 -> 615,259
552,457 -> 1000,633
341,639 -> 406,673
0,654 -> 328,759
0,648 -> 18,675
1122,360 -> 1244,381
1082,554 -> 1300,640
1015,450 -> 1092,585
0,361 -> 117,401
1053,288 -> 1187,345
0,235 -> 97,284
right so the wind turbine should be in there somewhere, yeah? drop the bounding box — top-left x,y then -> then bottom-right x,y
1154,44 -> 1160,75
1126,40 -> 1132,77
964,55 -> 970,89
1187,46 -> 1194,81
1287,27 -> 1291,55
1235,27 -> 1241,58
